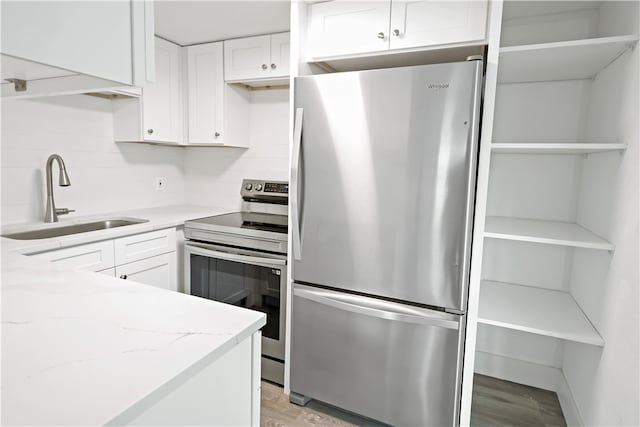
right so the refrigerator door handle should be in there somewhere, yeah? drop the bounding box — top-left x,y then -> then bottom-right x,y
291,107 -> 304,261
293,286 -> 460,330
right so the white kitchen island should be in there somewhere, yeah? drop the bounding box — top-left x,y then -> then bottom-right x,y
1,249 -> 265,426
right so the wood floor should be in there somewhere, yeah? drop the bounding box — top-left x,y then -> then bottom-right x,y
260,374 -> 566,427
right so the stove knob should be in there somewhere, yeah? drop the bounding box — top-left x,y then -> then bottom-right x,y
245,183 -> 253,191
256,184 -> 263,191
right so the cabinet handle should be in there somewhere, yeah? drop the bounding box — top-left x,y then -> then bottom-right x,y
393,29 -> 400,36
271,63 -> 277,69
261,64 -> 268,70
120,274 -> 128,280
377,32 -> 385,39
214,132 -> 221,138
147,129 -> 154,134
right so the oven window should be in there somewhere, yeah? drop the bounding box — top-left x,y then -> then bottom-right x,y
190,254 -> 281,341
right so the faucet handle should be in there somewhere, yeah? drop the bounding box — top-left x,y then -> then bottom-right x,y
55,208 -> 75,216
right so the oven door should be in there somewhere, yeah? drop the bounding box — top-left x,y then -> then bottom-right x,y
184,242 -> 287,361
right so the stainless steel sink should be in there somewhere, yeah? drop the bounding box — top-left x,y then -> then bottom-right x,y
2,218 -> 149,240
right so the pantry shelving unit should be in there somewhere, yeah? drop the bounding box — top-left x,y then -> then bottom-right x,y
491,142 -> 627,154
498,35 -> 639,83
484,216 -> 615,250
468,1 -> 639,426
478,280 -> 604,347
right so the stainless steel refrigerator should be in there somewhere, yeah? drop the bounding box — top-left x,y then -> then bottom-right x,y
289,60 -> 483,426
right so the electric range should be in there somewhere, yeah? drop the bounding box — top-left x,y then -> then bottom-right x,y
183,179 -> 288,385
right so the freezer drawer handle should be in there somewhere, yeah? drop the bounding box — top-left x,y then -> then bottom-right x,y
294,287 -> 460,330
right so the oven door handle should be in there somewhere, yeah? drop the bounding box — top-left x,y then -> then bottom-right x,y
186,244 -> 286,267
290,107 -> 303,261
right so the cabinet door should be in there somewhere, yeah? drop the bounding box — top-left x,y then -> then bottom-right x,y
187,42 -> 224,144
142,37 -> 181,143
270,33 -> 290,78
31,240 -> 115,272
1,1 -> 133,84
116,252 -> 177,291
224,35 -> 271,82
389,0 -> 487,50
308,1 -> 391,59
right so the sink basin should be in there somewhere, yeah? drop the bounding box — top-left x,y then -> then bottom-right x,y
2,218 -> 149,240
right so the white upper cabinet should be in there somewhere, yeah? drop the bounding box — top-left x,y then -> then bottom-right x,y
224,32 -> 290,82
270,32 -> 291,79
187,42 -> 225,144
1,0 -> 154,97
142,38 -> 182,143
308,2 -> 390,58
307,0 -> 488,59
389,1 -> 488,50
113,37 -> 182,144
224,35 -> 272,81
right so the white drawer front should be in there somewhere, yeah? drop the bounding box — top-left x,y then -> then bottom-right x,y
114,228 -> 176,266
31,240 -> 115,272
115,252 -> 177,291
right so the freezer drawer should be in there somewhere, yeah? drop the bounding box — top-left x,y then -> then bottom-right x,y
290,284 -> 465,427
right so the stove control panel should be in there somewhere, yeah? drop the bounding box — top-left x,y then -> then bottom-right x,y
241,179 -> 288,204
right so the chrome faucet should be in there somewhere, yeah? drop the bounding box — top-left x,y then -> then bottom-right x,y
44,154 -> 74,223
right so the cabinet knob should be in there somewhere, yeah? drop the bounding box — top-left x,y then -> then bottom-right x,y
147,129 -> 154,134
262,64 -> 268,70
377,32 -> 385,39
120,274 -> 128,280
393,29 -> 400,36
214,132 -> 221,138
271,63 -> 277,69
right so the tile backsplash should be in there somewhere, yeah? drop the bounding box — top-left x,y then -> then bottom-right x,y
1,88 -> 290,225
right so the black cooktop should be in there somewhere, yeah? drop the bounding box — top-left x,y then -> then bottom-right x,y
192,212 -> 288,234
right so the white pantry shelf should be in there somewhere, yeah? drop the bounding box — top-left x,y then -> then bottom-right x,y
479,280 -> 604,347
498,35 -> 639,83
491,142 -> 627,154
484,216 -> 614,251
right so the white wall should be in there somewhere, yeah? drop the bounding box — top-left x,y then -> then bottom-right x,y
1,95 -> 185,225
183,88 -> 290,209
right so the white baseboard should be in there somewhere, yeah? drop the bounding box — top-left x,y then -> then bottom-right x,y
474,351 -> 582,426
555,370 -> 583,427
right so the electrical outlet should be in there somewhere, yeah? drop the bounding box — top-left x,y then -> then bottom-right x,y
155,177 -> 165,191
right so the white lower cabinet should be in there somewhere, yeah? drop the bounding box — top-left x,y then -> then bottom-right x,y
115,333 -> 262,426
31,240 -> 115,272
116,252 -> 177,291
28,228 -> 177,291
114,228 -> 176,266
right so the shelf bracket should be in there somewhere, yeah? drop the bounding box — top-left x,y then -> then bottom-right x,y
5,78 -> 27,92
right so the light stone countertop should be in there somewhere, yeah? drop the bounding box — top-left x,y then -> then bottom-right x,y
1,205 -> 267,426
